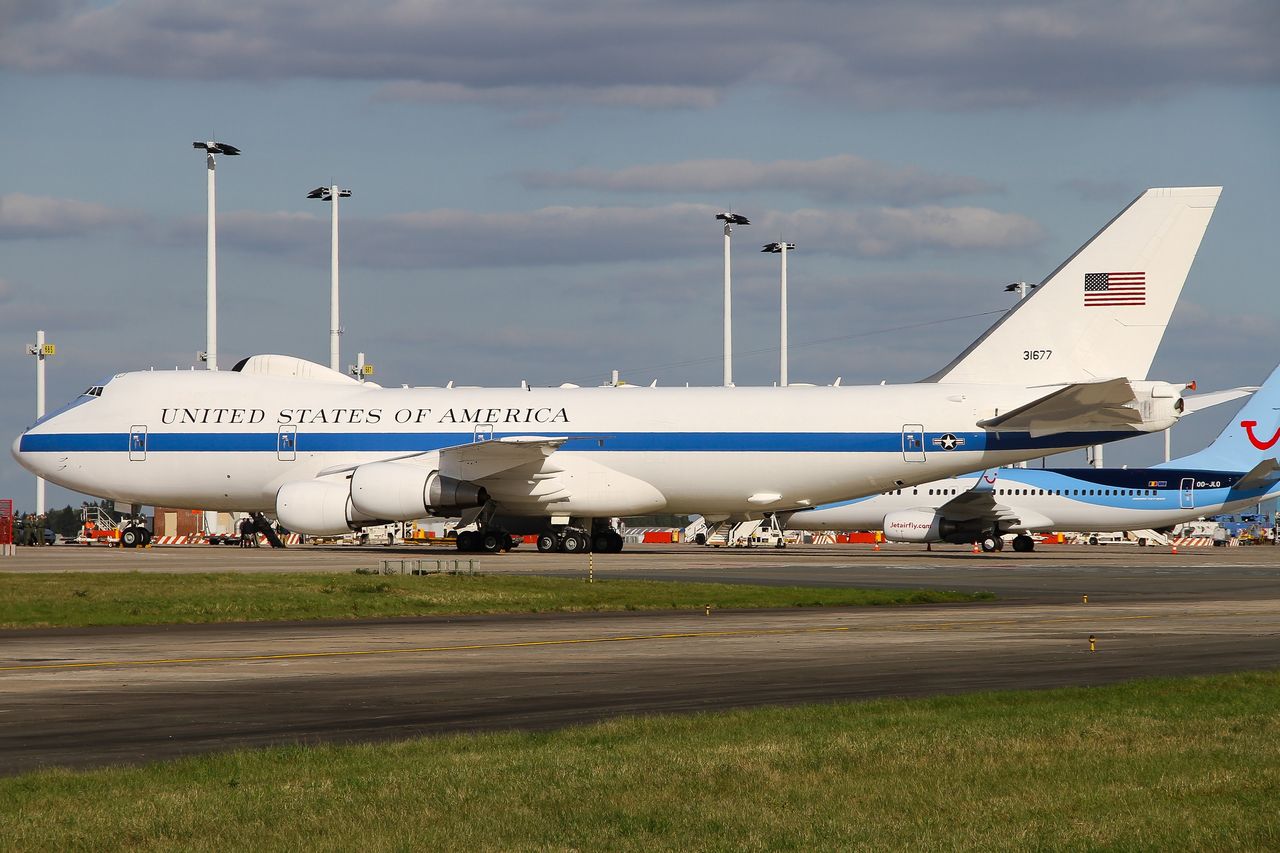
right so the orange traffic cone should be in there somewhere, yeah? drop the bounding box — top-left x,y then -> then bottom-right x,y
873,541 -> 880,551
1171,543 -> 1178,555
972,541 -> 980,554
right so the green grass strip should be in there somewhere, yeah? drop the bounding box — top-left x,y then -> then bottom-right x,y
0,572 -> 990,629
3,672 -> 1277,851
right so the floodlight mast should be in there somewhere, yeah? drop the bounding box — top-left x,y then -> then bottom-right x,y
308,185 -> 353,372
26,330 -> 53,515
192,141 -> 240,370
715,213 -> 749,387
763,242 -> 796,387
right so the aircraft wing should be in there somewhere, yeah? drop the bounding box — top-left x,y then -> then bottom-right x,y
438,436 -> 568,481
978,378 -> 1142,437
1233,458 -> 1280,492
316,436 -> 569,480
929,470 -> 1018,522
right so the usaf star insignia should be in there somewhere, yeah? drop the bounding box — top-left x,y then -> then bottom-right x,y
932,433 -> 965,451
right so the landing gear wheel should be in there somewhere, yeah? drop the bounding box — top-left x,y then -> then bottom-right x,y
592,532 -> 613,553
980,537 -> 998,552
536,533 -> 559,553
456,531 -> 477,552
606,531 -> 624,553
994,537 -> 1005,551
480,531 -> 503,553
120,527 -> 142,549
1012,534 -> 1035,553
561,531 -> 588,553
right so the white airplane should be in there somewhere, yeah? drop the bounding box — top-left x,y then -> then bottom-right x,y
12,187 -> 1220,552
784,361 -> 1280,551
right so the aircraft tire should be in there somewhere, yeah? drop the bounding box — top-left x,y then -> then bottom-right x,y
456,531 -> 477,552
607,531 -> 624,552
1012,534 -> 1035,552
536,533 -> 559,553
592,532 -> 612,553
480,531 -> 503,553
561,531 -> 588,553
980,537 -> 998,552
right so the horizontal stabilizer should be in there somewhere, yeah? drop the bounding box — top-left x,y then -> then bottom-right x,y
1234,458 -> 1280,492
1182,386 -> 1258,415
978,378 -> 1141,437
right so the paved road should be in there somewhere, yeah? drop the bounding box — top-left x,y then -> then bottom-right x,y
1,545 -> 1278,774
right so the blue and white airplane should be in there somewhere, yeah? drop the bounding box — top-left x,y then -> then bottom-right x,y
12,187 -> 1219,552
784,362 -> 1280,552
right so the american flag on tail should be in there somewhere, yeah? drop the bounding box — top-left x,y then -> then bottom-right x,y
1084,272 -> 1146,306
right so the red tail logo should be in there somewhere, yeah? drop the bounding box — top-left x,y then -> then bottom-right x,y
1241,420 -> 1280,451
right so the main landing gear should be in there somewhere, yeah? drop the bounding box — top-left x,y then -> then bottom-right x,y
1010,534 -> 1036,553
455,528 -> 517,553
535,528 -> 624,553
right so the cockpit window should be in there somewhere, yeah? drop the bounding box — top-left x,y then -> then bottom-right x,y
81,386 -> 104,397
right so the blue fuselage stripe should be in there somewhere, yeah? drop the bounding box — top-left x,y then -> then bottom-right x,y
20,429 -> 1136,454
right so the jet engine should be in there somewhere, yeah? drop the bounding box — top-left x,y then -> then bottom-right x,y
882,509 -> 985,544
349,461 -> 488,521
276,479 -> 378,536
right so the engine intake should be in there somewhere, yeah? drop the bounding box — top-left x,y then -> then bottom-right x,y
276,479 -> 377,536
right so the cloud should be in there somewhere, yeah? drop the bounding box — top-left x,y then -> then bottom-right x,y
0,193 -> 141,239
519,155 -> 998,204
158,202 -> 1043,268
2,1 -> 1274,109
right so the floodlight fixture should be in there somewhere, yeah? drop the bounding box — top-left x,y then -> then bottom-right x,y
1004,280 -> 1037,298
193,141 -> 241,156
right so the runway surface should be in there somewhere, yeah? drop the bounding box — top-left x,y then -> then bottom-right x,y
2,544 -> 1278,774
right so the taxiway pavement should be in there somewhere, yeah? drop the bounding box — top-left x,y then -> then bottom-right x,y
2,544 -> 1278,774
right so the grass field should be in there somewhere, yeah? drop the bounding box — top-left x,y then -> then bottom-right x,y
3,671 -> 1276,851
0,572 -> 990,628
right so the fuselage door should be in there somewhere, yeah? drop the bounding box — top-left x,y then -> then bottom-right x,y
474,423 -> 494,443
128,425 -> 147,462
278,425 -> 298,461
1179,477 -> 1195,509
902,424 -> 926,463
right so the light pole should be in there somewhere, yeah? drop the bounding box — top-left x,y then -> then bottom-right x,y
715,213 -> 749,387
762,242 -> 796,387
25,331 -> 55,515
192,140 -> 241,370
307,185 -> 353,372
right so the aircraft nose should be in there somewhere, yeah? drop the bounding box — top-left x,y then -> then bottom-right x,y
11,430 -> 31,471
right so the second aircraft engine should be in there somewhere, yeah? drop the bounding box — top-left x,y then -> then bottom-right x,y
349,461 -> 488,521
882,509 -> 984,544
276,479 -> 378,536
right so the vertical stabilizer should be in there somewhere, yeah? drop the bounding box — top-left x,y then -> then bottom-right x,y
925,187 -> 1221,385
1158,361 -> 1280,471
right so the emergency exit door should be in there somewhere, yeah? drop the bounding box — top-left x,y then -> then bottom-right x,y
1180,477 -> 1195,509
902,424 -> 926,462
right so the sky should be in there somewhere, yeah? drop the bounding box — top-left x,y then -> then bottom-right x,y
2,0 -> 1278,514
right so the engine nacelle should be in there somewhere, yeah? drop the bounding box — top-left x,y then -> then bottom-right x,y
882,509 -> 944,543
276,479 -> 376,536
882,509 -> 987,544
349,461 -> 487,521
